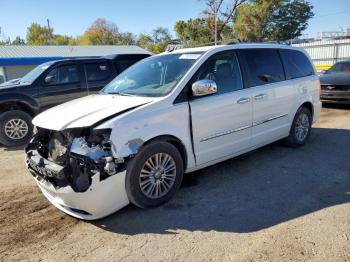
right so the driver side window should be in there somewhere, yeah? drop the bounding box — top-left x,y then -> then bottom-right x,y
191,50 -> 243,95
45,64 -> 80,85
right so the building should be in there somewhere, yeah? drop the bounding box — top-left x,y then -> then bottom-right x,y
292,38 -> 350,72
0,45 -> 150,83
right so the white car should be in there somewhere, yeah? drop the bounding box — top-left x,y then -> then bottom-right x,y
25,43 -> 321,220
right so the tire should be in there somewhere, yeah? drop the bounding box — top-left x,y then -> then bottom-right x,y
284,106 -> 312,147
0,110 -> 33,147
125,141 -> 184,208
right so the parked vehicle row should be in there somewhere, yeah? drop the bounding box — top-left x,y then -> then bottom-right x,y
25,43 -> 321,219
0,53 -> 150,146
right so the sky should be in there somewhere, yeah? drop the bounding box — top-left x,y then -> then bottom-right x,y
0,0 -> 350,41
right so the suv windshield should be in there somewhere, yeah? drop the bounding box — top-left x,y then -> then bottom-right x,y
102,53 -> 202,97
20,61 -> 54,84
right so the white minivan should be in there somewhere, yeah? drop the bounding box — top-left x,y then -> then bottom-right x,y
25,44 -> 321,220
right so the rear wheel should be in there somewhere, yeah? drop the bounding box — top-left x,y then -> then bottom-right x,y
284,106 -> 312,147
125,141 -> 184,208
0,110 -> 33,147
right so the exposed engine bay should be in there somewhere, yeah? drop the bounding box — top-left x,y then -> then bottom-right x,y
26,128 -> 125,192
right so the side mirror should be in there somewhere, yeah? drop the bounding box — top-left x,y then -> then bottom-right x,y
192,79 -> 217,97
44,75 -> 56,84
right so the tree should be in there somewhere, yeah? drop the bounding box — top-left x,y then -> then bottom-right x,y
0,27 -> 11,45
174,18 -> 213,46
234,0 -> 282,42
82,18 -> 135,45
26,23 -> 53,45
233,0 -> 313,42
152,27 -> 171,43
137,34 -> 154,49
201,0 -> 248,43
12,36 -> 26,45
54,35 -> 71,45
117,32 -> 135,45
136,28 -> 172,54
268,0 -> 314,41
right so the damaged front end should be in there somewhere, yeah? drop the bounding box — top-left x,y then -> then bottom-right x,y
25,127 -> 130,219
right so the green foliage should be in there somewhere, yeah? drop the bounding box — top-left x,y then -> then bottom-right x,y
54,35 -> 71,45
12,36 -> 26,45
268,0 -> 314,41
234,0 -> 313,42
26,23 -> 53,45
174,18 -> 213,47
81,18 -> 136,45
136,27 -> 172,54
234,0 -> 281,42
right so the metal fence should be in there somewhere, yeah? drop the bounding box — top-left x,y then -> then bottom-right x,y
292,39 -> 350,71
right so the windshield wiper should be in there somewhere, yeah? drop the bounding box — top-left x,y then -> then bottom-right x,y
107,92 -> 135,97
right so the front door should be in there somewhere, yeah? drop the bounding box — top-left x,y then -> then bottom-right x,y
38,63 -> 86,111
189,50 -> 253,166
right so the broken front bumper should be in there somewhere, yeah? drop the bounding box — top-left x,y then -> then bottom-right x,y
26,153 -> 130,220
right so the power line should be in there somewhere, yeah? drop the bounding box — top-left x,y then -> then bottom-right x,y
312,10 -> 350,19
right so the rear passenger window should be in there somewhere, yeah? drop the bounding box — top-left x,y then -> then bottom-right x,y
280,49 -> 314,79
114,60 -> 140,73
191,50 -> 243,95
86,62 -> 111,82
240,49 -> 285,87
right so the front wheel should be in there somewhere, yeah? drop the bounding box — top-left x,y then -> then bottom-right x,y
0,110 -> 33,147
125,141 -> 184,208
284,107 -> 312,147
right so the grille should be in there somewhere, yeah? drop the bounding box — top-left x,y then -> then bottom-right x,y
321,85 -> 350,91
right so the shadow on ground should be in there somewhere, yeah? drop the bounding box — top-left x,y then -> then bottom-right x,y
322,103 -> 350,110
93,127 -> 350,234
0,143 -> 25,152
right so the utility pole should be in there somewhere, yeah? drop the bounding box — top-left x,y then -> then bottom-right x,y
47,19 -> 54,45
214,1 -> 217,45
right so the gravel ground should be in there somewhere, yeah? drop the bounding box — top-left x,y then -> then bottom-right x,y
0,105 -> 349,262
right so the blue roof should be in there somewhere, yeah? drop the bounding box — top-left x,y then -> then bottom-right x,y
0,57 -> 64,66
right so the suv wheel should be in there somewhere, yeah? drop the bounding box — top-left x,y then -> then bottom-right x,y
284,106 -> 312,147
125,141 -> 184,208
0,110 -> 33,147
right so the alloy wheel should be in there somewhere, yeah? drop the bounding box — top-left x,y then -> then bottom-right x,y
295,113 -> 310,142
4,118 -> 29,140
139,152 -> 177,199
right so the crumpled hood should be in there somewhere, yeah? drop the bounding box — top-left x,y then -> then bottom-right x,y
33,94 -> 153,131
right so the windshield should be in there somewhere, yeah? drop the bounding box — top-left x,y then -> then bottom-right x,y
20,62 -> 54,84
102,53 -> 202,97
328,62 -> 350,74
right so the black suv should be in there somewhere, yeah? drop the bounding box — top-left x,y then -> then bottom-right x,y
0,53 -> 150,147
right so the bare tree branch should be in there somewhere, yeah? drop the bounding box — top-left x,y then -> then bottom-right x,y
200,0 -> 248,41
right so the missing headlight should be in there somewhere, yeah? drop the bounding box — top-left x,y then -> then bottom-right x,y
26,127 -> 122,193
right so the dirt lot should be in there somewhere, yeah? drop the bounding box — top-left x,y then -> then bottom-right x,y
0,105 -> 349,262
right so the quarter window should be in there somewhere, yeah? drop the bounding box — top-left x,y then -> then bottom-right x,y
280,49 -> 314,79
191,50 -> 243,95
86,62 -> 111,82
240,49 -> 285,87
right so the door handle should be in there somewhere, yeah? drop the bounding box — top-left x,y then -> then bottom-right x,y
254,94 -> 267,100
237,97 -> 251,104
